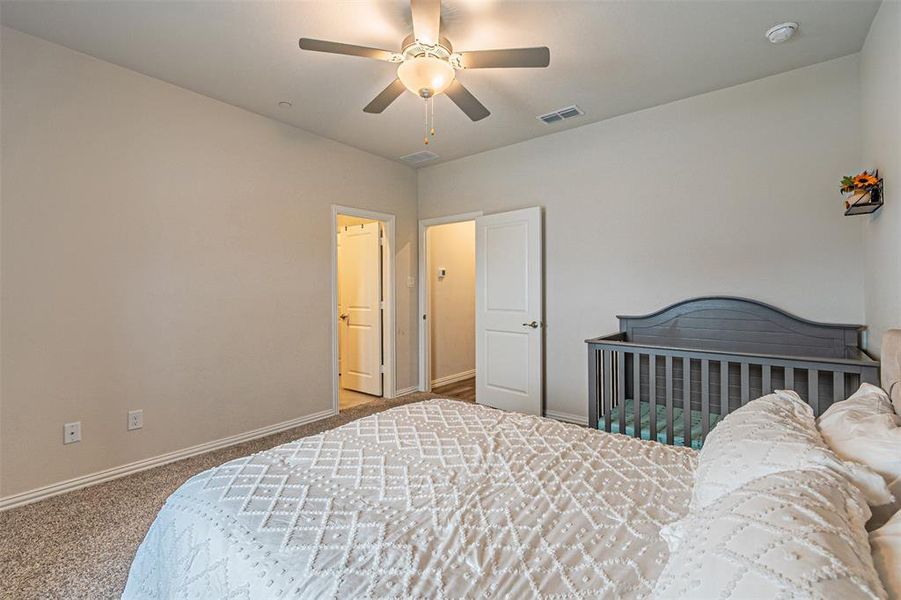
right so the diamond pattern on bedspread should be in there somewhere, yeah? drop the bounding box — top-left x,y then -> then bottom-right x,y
123,400 -> 697,599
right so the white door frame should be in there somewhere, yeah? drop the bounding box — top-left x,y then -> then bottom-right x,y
417,211 -> 483,392
331,205 -> 396,413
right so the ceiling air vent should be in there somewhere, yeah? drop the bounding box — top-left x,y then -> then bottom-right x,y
537,105 -> 584,125
399,150 -> 439,166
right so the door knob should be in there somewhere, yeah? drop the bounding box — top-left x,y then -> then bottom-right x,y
522,321 -> 540,329
339,313 -> 349,321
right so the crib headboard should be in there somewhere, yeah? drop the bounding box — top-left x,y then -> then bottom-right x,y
589,297 -> 880,446
618,296 -> 865,360
882,329 -> 901,413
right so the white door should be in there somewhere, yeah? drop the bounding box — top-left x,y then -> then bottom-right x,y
475,207 -> 543,415
338,221 -> 383,396
338,231 -> 344,380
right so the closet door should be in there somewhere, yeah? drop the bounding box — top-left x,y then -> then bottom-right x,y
339,222 -> 382,395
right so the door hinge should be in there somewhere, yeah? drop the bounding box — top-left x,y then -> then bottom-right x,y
379,364 -> 385,374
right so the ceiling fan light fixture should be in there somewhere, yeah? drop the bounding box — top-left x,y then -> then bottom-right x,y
397,56 -> 455,98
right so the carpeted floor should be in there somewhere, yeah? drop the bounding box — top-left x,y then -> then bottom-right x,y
0,390 -> 456,599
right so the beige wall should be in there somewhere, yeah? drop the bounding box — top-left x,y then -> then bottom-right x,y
428,221 -> 475,382
1,22 -> 886,498
861,1 -> 901,357
0,28 -> 418,498
419,56 -> 865,421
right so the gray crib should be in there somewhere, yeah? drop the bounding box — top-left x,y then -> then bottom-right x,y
586,297 -> 879,449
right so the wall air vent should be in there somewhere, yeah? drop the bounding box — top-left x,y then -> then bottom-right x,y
537,105 -> 584,124
399,150 -> 439,166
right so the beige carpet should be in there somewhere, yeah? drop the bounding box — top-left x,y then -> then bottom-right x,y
0,391 -> 453,599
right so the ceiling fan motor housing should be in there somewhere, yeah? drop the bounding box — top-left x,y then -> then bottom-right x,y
401,34 -> 453,57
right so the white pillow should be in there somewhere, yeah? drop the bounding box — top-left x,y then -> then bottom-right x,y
654,468 -> 888,600
692,390 -> 892,509
818,383 -> 901,528
870,509 -> 901,599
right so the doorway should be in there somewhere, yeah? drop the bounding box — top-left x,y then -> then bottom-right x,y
419,208 -> 545,416
418,212 -> 481,398
332,206 -> 396,413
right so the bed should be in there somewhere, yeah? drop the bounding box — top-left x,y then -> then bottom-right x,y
123,400 -> 697,598
586,297 -> 879,448
124,329 -> 901,599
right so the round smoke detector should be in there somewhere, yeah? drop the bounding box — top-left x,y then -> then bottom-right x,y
765,22 -> 799,44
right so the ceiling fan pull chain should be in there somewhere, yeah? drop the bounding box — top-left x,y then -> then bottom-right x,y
424,97 -> 430,145
430,96 -> 436,138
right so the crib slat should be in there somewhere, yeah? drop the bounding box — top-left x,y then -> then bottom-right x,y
588,347 -> 599,429
617,351 -> 626,433
633,353 -> 641,438
701,359 -> 710,439
740,362 -> 750,405
649,354 -> 657,441
762,365 -> 772,395
809,369 -> 819,415
683,358 -> 691,447
665,356 -> 673,445
833,371 -> 844,403
603,350 -> 612,432
720,360 -> 729,416
786,367 -> 795,390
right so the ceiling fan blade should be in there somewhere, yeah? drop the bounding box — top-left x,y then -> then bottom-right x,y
298,38 -> 394,61
445,80 -> 490,121
364,79 -> 407,114
410,0 -> 441,46
459,47 -> 550,69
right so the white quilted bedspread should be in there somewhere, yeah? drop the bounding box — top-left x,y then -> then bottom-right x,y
123,400 -> 697,599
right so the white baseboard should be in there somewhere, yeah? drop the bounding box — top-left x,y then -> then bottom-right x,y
0,408 -> 337,512
393,386 -> 419,397
544,410 -> 587,426
431,369 -> 476,388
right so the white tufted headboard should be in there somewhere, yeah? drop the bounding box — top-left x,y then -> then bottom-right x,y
881,329 -> 901,413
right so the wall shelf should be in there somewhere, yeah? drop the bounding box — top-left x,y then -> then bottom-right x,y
844,179 -> 884,216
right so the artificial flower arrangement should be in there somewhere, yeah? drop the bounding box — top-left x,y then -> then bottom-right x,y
841,170 -> 882,209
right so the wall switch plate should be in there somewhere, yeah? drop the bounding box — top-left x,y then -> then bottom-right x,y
407,275 -> 416,288
437,267 -> 447,278
128,409 -> 144,431
64,421 -> 81,444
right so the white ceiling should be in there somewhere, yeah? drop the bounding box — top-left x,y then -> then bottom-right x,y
1,0 -> 880,166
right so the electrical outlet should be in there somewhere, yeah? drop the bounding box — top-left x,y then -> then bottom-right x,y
128,409 -> 143,431
64,422 -> 81,444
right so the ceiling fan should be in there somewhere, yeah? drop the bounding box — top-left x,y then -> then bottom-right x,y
298,0 -> 550,125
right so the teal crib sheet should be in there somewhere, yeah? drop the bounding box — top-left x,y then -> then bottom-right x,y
601,401 -> 721,449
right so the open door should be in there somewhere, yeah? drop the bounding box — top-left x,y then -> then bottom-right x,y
338,221 -> 383,396
475,207 -> 543,415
